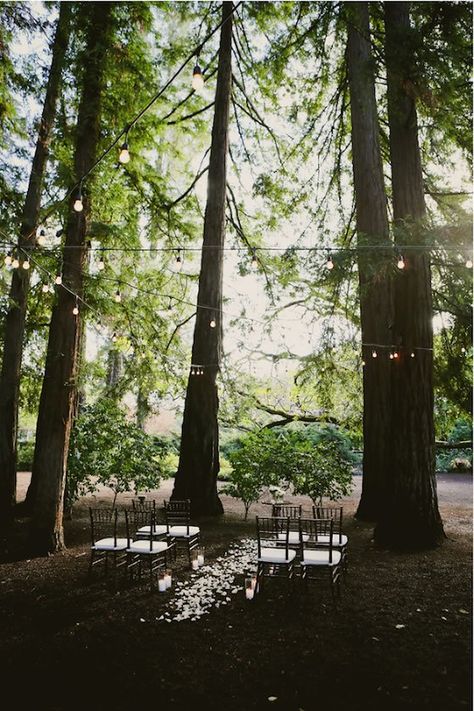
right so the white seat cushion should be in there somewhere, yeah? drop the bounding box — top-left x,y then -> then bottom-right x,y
93,538 -> 128,551
277,532 -> 308,544
258,547 -> 296,563
126,540 -> 168,554
137,525 -> 168,536
317,534 -> 348,547
302,549 -> 342,566
168,525 -> 200,538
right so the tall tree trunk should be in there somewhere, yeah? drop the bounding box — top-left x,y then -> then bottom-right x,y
0,3 -> 71,525
136,387 -> 149,431
346,2 -> 393,521
28,3 -> 112,553
172,2 -> 233,516
375,2 -> 444,548
106,348 -> 124,393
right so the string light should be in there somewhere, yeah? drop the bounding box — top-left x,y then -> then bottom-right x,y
4,253 -> 12,266
112,332 -> 117,342
410,352 -> 415,358
466,258 -> 473,269
326,253 -> 334,270
192,61 -> 204,92
362,360 -> 366,367
55,274 -> 62,285
22,258 -> 30,270
389,352 -> 394,359
251,249 -> 258,269
12,257 -> 19,269
72,297 -> 79,316
461,347 -> 466,354
73,183 -> 84,212
114,289 -> 122,303
393,351 -> 399,359
98,251 -> 105,271
41,283 -> 49,293
175,249 -> 183,271
210,317 -> 216,328
397,255 -> 405,270
37,229 -> 47,246
118,137 -> 130,164
372,350 -> 377,358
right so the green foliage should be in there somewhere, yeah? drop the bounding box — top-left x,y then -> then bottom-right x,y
17,439 -> 35,470
67,398 -> 173,507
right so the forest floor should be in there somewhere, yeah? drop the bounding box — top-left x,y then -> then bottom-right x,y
0,474 -> 471,711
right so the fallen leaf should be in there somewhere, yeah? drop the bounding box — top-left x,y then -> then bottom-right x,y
395,624 -> 405,629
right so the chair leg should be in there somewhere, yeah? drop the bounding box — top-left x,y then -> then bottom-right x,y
88,550 -> 94,578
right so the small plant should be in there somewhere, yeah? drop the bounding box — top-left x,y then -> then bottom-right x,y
221,470 -> 263,520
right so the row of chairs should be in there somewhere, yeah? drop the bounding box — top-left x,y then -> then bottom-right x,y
89,500 -> 200,591
256,505 -> 348,601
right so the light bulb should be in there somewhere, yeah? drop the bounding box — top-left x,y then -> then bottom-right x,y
42,283 -> 49,293
175,250 -> 183,271
192,64 -> 204,92
362,360 -> 366,367
251,250 -> 258,269
326,255 -> 334,270
73,305 -> 79,316
112,332 -> 117,342
389,352 -> 394,359
37,229 -> 47,246
393,351 -> 399,359
12,258 -> 20,269
410,352 -> 415,358
114,290 -> 122,303
119,141 -> 130,164
73,197 -> 83,212
397,255 -> 405,269
210,318 -> 216,328
461,347 -> 466,354
22,259 -> 30,270
98,256 -> 105,271
466,258 -> 473,269
372,350 -> 377,358
4,254 -> 12,266
55,274 -> 62,285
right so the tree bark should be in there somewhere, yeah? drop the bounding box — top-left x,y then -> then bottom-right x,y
28,3 -> 112,553
172,2 -> 233,516
346,2 -> 393,521
375,2 -> 444,548
0,3 -> 71,525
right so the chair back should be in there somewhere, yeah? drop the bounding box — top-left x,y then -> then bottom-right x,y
312,506 -> 343,543
256,516 -> 290,560
271,504 -> 301,519
164,499 -> 191,533
299,517 -> 334,563
132,498 -> 156,511
89,507 -> 119,546
125,508 -> 155,551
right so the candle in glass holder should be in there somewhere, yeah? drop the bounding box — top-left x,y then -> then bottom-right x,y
245,577 -> 255,600
191,555 -> 199,570
164,569 -> 172,589
197,547 -> 205,567
158,572 -> 167,592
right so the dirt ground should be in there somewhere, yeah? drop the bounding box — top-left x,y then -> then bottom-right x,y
0,473 -> 471,711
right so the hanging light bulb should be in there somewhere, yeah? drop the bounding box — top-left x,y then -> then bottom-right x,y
73,184 -> 84,212
362,360 -> 366,367
114,289 -> 122,303
466,257 -> 473,269
119,139 -> 130,164
12,257 -> 20,269
55,274 -> 62,285
397,255 -> 405,269
112,332 -> 117,343
4,253 -> 12,266
393,351 -> 399,359
251,249 -> 258,269
210,318 -> 216,328
410,351 -> 415,358
98,251 -> 105,271
389,352 -> 394,359
372,350 -> 377,358
37,229 -> 47,246
22,258 -> 30,270
41,282 -> 49,293
461,346 -> 466,354
175,249 -> 183,271
192,62 -> 204,92
326,253 -> 334,270
72,297 -> 79,316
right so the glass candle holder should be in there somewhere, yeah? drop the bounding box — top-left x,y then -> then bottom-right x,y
164,569 -> 172,589
245,576 -> 255,600
197,547 -> 205,567
191,553 -> 199,570
158,571 -> 167,592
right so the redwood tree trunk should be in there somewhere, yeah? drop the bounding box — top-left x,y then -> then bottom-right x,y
172,2 -> 233,516
346,2 -> 393,521
375,2 -> 444,548
0,3 -> 71,525
28,3 -> 112,553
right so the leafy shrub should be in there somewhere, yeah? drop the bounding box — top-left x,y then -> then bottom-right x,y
17,440 -> 35,470
448,457 -> 472,472
66,398 -> 173,509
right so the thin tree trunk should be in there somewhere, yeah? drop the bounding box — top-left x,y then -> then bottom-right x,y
106,348 -> 124,393
0,3 -> 71,525
346,2 -> 393,521
136,387 -> 149,430
172,2 -> 233,516
28,3 -> 112,553
375,1 -> 444,548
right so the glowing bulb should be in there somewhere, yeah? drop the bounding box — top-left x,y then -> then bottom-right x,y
393,351 -> 399,359
210,318 -> 216,328
466,258 -> 473,269
73,197 -> 83,212
461,347 -> 466,354
326,254 -> 334,270
389,353 -> 394,359
98,255 -> 105,271
192,64 -> 204,92
119,141 -> 130,164
4,254 -> 12,266
55,274 -> 62,285
22,259 -> 30,270
114,290 -> 122,303
42,283 -> 49,293
397,255 -> 405,269
251,250 -> 258,269
12,258 -> 20,269
73,304 -> 79,316
372,350 -> 377,358
362,360 -> 366,367
410,352 -> 415,358
175,250 -> 183,271
37,229 -> 47,246
112,332 -> 117,342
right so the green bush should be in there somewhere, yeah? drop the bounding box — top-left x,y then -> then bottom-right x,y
17,440 -> 35,470
67,398 -> 173,509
